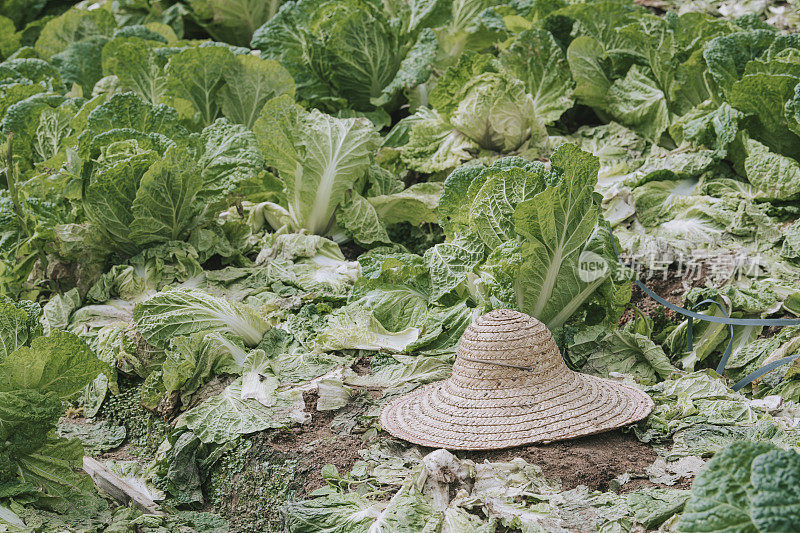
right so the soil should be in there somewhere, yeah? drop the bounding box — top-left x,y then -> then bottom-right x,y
633,0 -> 667,12
621,264 -> 709,325
351,353 -> 374,376
255,398 -> 663,496
100,446 -> 140,462
622,477 -> 693,492
258,390 -> 365,495
339,241 -> 366,262
455,429 -> 659,492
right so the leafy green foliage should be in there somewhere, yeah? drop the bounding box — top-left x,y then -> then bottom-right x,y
97,379 -> 171,457
402,51 -> 549,169
0,297 -> 41,362
177,378 -> 307,443
134,288 -> 271,348
164,45 -> 232,128
433,145 -> 629,327
251,0 -> 433,113
500,28 -> 574,123
207,441 -> 298,533
4,1 -> 800,530
219,54 -> 295,129
78,93 -> 264,258
163,331 -> 245,406
680,442 -> 800,532
187,0 -> 286,47
580,326 -> 678,385
253,94 -> 383,238
101,36 -> 168,104
0,319 -> 104,512
0,330 -> 105,399
34,8 -> 116,60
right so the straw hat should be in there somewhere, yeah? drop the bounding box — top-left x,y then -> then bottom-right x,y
380,309 -> 654,450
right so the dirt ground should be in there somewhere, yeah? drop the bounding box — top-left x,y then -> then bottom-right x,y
259,397 -> 664,495
260,391 -> 365,494
261,417 -> 661,495
457,429 -> 658,492
627,264 -> 708,316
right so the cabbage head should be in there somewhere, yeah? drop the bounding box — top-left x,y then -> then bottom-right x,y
449,71 -> 541,152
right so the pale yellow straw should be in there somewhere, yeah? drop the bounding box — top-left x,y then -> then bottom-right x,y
380,309 -> 654,450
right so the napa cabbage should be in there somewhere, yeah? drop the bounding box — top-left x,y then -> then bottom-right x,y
133,288 -> 271,348
400,32 -> 573,173
251,0 -> 438,114
679,442 -> 800,532
431,144 -> 630,328
252,95 -> 440,244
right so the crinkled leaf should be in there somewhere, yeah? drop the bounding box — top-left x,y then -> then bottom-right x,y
379,28 -> 437,105
500,28 -> 574,123
367,182 -> 443,227
15,437 -> 96,512
134,288 -> 270,348
177,377 -> 308,443
469,164 -> 550,249
567,36 -> 612,110
0,331 -> 105,400
219,54 -> 295,129
197,118 -> 265,202
83,150 -> 159,256
343,354 -> 451,389
163,331 -> 245,406
129,146 -> 203,247
0,389 -> 61,452
583,329 -> 677,385
254,95 -> 380,235
750,449 -> 800,531
740,135 -> 800,201
513,144 -> 612,328
315,305 -> 419,352
401,110 -> 478,174
607,65 -> 670,142
56,419 -> 126,455
101,36 -> 167,104
165,45 -> 235,128
188,0 -> 284,47
34,8 -> 116,59
336,191 -> 392,246
51,35 -> 108,95
425,237 -> 485,301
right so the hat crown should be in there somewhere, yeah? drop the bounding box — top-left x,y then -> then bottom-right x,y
381,308 -> 655,449
455,309 -> 567,377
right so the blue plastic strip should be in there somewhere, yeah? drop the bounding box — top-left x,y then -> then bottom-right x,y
632,278 -> 800,327
732,354 -> 800,391
687,299 -> 727,351
687,299 -> 735,375
606,223 -> 800,388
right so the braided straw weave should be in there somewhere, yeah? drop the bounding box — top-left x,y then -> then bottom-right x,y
380,309 -> 654,450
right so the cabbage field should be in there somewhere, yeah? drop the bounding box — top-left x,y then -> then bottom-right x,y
3,0 -> 800,531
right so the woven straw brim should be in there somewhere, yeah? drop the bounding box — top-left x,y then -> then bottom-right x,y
380,370 -> 654,450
